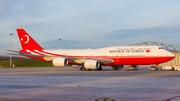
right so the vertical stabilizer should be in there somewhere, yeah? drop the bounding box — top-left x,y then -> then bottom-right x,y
16,29 -> 44,50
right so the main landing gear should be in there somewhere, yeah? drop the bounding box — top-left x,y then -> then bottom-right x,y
112,65 -> 124,70
80,67 -> 87,71
80,66 -> 102,71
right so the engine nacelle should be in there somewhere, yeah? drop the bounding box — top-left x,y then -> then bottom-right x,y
84,60 -> 100,69
52,57 -> 68,67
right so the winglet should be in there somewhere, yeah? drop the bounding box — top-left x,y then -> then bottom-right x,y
16,29 -> 44,50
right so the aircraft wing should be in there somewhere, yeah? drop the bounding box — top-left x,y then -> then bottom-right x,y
5,49 -> 45,57
5,52 -> 45,57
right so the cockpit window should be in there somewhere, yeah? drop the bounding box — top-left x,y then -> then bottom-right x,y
159,47 -> 164,49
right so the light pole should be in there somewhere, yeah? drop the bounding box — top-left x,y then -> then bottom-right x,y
10,33 -> 13,67
59,39 -> 61,50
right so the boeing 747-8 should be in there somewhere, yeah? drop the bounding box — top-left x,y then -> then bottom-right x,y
11,29 -> 175,71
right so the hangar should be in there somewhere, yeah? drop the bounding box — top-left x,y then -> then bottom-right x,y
129,41 -> 180,66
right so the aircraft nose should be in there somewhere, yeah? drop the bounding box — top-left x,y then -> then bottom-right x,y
170,52 -> 175,57
164,50 -> 175,58
169,52 -> 175,59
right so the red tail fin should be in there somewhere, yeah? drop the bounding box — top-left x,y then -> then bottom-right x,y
16,29 -> 44,50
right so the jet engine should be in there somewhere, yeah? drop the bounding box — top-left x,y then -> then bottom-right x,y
84,60 -> 100,69
52,57 -> 68,67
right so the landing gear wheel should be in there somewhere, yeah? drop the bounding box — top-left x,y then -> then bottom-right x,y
83,67 -> 86,71
80,67 -> 87,71
112,66 -> 119,70
154,67 -> 158,71
80,67 -> 83,71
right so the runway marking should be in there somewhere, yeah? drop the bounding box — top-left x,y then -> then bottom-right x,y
78,85 -> 83,88
164,95 -> 180,101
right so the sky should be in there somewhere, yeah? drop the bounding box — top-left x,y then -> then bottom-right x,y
1,0 -> 180,55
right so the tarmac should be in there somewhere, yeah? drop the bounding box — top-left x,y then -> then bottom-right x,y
0,66 -> 180,101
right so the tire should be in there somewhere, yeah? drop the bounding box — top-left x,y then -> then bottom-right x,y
113,66 -> 119,70
154,68 -> 158,71
113,67 -> 116,70
83,68 -> 86,71
80,67 -> 83,71
80,67 -> 86,71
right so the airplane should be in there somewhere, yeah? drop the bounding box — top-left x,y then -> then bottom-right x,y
10,29 -> 175,71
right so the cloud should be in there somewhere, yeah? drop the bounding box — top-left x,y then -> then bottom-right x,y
95,26 -> 180,45
41,26 -> 180,50
1,0 -> 180,55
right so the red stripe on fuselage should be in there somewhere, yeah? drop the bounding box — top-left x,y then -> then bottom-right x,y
40,50 -> 67,56
19,50 -> 46,61
31,50 -> 46,55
